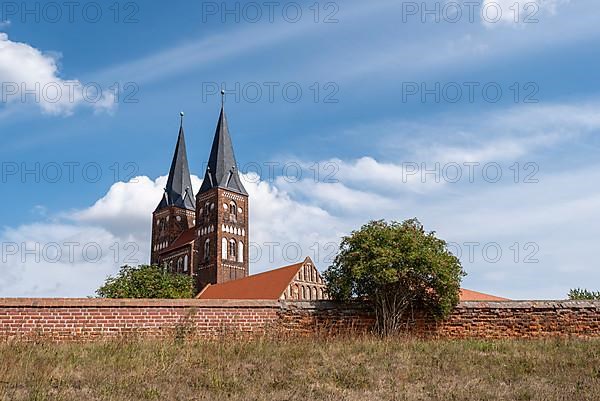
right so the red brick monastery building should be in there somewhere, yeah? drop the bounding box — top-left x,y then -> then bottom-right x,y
150,104 -> 327,300
151,104 -> 505,302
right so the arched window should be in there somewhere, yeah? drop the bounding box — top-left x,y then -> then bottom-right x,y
204,202 -> 210,217
204,239 -> 210,262
177,258 -> 183,272
183,255 -> 189,272
302,286 -> 306,300
312,287 -> 317,300
230,201 -> 237,222
238,241 -> 244,263
228,239 -> 237,260
221,238 -> 228,259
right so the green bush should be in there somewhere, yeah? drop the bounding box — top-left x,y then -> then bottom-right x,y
96,265 -> 194,299
568,288 -> 600,300
324,219 -> 465,336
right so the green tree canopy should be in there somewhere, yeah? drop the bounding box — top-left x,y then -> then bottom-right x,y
324,219 -> 465,335
568,288 -> 600,300
96,265 -> 194,299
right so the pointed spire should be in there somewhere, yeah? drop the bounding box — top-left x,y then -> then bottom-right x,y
155,113 -> 196,212
198,105 -> 247,195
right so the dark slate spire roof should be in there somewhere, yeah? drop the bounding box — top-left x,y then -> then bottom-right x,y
198,107 -> 248,195
155,115 -> 196,212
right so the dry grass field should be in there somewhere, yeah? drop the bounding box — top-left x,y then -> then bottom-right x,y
0,336 -> 598,401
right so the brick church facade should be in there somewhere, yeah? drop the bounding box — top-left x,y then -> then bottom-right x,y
150,105 -> 327,300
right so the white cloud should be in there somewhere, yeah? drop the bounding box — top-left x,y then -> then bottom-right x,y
328,157 -> 447,194
0,223 -> 122,297
92,0 -> 399,85
481,0 -> 570,27
1,176 -> 178,297
423,103 -> 600,164
340,102 -> 600,166
299,0 -> 595,86
0,33 -> 114,116
246,174 -> 343,270
3,100 -> 600,299
70,175 -> 197,240
3,153 -> 600,299
0,173 -> 344,297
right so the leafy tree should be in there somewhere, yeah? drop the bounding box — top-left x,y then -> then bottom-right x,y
324,219 -> 465,336
568,288 -> 600,300
96,265 -> 194,299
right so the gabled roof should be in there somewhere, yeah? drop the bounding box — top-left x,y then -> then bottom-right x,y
197,260 -> 306,300
156,118 -> 196,212
198,107 -> 248,196
195,257 -> 508,302
460,288 -> 508,301
158,227 -> 196,255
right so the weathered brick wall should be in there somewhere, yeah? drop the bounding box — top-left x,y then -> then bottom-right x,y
280,300 -> 600,339
0,299 -> 280,341
0,299 -> 598,341
432,301 -> 600,338
278,301 -> 375,336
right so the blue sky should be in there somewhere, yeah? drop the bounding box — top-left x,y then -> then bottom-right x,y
1,0 -> 600,298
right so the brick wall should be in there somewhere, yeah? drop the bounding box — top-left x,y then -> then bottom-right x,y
279,300 -> 600,339
278,301 -> 375,336
0,299 -> 280,341
433,301 -> 600,338
0,299 -> 598,341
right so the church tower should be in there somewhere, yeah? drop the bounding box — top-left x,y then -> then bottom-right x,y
194,105 -> 249,287
151,114 -> 196,265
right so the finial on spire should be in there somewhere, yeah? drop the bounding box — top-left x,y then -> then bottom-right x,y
179,111 -> 184,127
221,89 -> 225,108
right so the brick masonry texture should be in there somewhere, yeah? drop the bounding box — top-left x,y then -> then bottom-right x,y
0,299 -> 599,341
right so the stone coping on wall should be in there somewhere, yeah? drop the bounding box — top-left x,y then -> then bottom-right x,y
0,298 -> 281,308
282,300 -> 600,310
457,300 -> 600,309
280,300 -> 370,310
0,298 -> 598,310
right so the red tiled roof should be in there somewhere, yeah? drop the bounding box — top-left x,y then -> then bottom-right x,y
197,261 -> 305,300
196,258 -> 507,302
460,288 -> 508,301
159,227 -> 196,254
